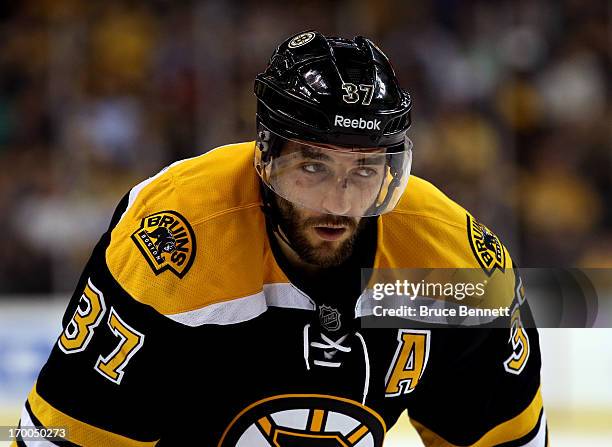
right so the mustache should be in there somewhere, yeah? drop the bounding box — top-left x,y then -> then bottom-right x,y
303,215 -> 358,230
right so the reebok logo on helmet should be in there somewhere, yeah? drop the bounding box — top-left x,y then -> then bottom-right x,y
334,115 -> 381,130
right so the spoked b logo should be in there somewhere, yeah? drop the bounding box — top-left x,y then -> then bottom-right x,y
219,394 -> 386,446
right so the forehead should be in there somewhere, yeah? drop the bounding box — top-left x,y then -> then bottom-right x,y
282,139 -> 385,158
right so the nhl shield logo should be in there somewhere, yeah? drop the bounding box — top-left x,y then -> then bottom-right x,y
131,210 -> 196,278
319,305 -> 341,332
467,214 -> 506,276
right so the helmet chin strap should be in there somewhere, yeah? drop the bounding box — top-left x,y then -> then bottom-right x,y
260,182 -> 303,257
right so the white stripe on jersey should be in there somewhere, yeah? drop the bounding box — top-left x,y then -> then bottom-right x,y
165,282 -> 315,326
19,404 -> 60,447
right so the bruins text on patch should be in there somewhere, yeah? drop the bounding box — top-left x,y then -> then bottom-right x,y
467,214 -> 505,276
131,210 -> 196,278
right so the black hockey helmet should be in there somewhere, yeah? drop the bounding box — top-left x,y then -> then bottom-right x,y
254,31 -> 413,218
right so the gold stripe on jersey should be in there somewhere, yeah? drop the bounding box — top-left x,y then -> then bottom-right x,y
410,386 -> 544,446
27,383 -> 158,447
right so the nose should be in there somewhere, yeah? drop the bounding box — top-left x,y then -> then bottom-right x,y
321,178 -> 352,215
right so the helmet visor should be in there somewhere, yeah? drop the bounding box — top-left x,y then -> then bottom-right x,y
255,126 -> 413,217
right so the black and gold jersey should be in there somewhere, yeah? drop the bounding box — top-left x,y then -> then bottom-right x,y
13,142 -> 547,446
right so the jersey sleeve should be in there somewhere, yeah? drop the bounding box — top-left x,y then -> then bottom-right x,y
406,265 -> 548,446
13,192 -> 179,447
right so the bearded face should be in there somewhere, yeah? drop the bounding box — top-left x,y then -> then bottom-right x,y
274,195 -> 370,267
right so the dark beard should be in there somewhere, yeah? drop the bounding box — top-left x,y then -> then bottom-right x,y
274,196 -> 369,267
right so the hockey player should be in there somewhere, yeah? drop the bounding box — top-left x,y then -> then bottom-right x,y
13,31 -> 547,446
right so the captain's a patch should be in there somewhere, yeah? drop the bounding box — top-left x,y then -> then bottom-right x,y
467,214 -> 506,276
131,210 -> 196,278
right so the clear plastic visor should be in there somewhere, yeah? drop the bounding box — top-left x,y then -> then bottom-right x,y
255,127 -> 413,217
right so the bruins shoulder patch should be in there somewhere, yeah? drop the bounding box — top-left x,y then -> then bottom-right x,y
467,214 -> 505,276
131,210 -> 196,278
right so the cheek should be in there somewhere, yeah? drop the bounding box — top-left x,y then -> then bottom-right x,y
289,205 -> 317,222
276,169 -> 314,192
284,206 -> 313,232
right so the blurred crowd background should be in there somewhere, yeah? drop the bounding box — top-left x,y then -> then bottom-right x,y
0,0 -> 610,294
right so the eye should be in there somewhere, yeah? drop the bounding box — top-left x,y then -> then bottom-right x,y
353,167 -> 378,178
301,163 -> 327,174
